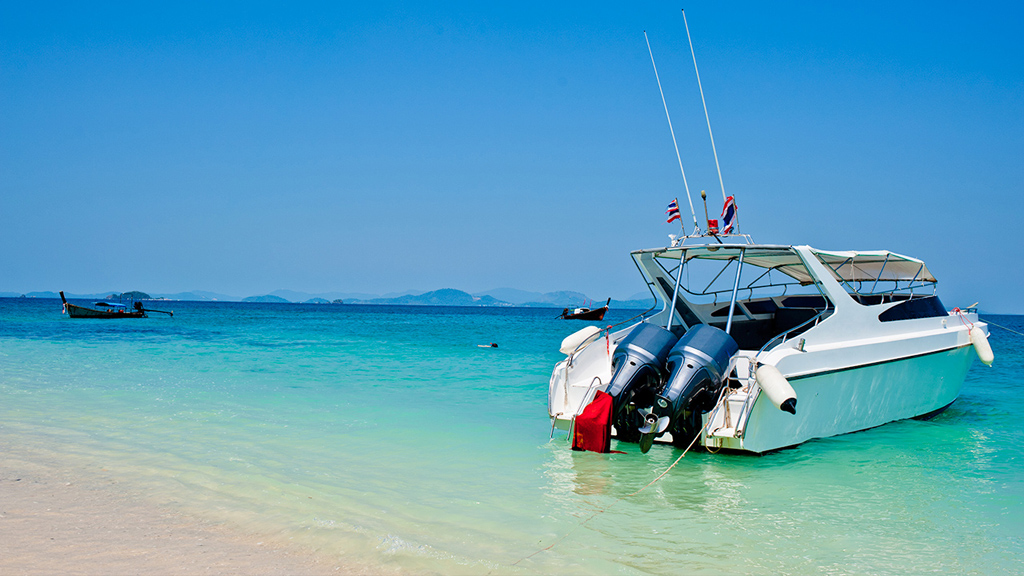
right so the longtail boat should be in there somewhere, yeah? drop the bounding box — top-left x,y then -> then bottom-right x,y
60,291 -> 173,318
560,298 -> 610,321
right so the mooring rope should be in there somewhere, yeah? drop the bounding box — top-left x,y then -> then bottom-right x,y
511,388 -> 728,568
624,422 -> 705,498
985,319 -> 1024,338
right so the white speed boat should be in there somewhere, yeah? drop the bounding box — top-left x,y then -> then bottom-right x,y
550,17 -> 993,454
548,239 -> 993,454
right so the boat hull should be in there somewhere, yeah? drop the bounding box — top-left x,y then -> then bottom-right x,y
65,303 -> 146,319
707,344 -> 975,453
561,307 -> 608,321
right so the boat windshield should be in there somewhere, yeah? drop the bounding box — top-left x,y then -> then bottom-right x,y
634,245 -> 834,350
644,245 -> 827,306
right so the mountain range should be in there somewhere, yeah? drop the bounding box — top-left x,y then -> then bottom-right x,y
2,288 -> 656,310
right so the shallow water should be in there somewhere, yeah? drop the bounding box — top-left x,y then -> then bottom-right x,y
1,298 -> 1021,574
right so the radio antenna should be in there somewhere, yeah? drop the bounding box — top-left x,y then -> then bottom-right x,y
645,30 -> 699,234
682,9 -> 727,204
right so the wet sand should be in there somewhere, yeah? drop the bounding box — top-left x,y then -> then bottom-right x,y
0,446 -> 362,575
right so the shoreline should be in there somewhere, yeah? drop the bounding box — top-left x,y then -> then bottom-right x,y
0,442 -> 365,575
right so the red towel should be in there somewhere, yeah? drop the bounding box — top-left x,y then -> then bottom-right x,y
572,390 -> 614,453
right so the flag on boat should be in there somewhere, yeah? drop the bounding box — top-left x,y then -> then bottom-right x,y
721,196 -> 736,234
665,199 -> 681,223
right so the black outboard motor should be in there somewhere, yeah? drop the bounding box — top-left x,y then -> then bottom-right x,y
604,323 -> 680,438
639,324 -> 738,452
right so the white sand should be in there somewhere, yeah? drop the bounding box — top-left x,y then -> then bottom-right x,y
0,447 -> 368,575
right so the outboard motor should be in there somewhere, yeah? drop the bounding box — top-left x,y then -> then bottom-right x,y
604,323 -> 680,439
638,324 -> 738,452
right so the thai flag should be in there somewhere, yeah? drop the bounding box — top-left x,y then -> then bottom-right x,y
721,196 -> 736,234
665,199 -> 681,224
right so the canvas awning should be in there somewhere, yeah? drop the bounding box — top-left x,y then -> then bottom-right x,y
637,244 -> 936,284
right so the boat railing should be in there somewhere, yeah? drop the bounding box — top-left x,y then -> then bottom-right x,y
626,255 -> 663,326
607,309 -> 655,333
756,305 -> 833,358
733,383 -> 759,438
710,355 -> 758,439
565,281 -> 658,367
713,305 -> 834,438
566,376 -> 604,443
665,265 -> 812,303
672,232 -> 754,247
819,257 -> 937,301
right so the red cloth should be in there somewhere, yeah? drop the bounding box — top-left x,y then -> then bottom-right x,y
572,390 -> 614,453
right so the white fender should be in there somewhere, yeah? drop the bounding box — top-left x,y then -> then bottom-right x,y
970,327 -> 994,366
755,364 -> 797,414
559,326 -> 602,355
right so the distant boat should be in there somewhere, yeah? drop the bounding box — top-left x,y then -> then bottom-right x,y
560,298 -> 610,321
60,291 -> 173,318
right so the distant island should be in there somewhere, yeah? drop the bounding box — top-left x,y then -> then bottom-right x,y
2,288 -> 656,310
344,288 -> 507,307
241,295 -> 290,303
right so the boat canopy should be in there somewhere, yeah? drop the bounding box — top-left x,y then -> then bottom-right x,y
811,249 -> 936,284
93,302 -> 127,308
636,244 -> 937,284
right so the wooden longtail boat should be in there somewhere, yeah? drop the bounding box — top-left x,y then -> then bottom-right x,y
560,298 -> 610,321
60,291 -> 173,318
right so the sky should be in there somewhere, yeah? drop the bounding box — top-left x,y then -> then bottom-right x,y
2,2 -> 1022,311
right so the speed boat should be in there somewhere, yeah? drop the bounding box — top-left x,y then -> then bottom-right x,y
549,16 -> 993,454
548,238 -> 993,454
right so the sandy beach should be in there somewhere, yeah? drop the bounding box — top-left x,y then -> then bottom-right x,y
0,443 -> 356,576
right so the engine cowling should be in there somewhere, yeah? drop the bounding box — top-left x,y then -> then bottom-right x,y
646,324 -> 738,448
605,323 -> 680,429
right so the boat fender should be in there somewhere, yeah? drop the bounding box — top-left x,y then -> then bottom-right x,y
755,364 -> 797,414
559,326 -> 602,355
970,328 -> 994,366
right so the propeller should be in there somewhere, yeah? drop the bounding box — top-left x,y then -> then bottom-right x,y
637,409 -> 670,454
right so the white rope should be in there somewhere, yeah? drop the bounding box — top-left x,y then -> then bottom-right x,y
626,387 -> 726,497
514,389 -> 728,567
986,320 -> 1024,338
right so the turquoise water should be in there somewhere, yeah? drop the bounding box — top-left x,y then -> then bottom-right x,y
1,298 -> 1021,574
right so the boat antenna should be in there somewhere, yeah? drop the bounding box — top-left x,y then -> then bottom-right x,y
700,189 -> 723,244
701,189 -> 710,232
682,9 -> 727,204
645,30 -> 699,235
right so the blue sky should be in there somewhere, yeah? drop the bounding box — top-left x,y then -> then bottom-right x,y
2,2 -> 1022,310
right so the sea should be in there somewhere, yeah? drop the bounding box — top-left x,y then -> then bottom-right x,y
1,298 -> 1021,574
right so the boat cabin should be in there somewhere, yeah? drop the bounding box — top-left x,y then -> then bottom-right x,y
633,243 -> 944,352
